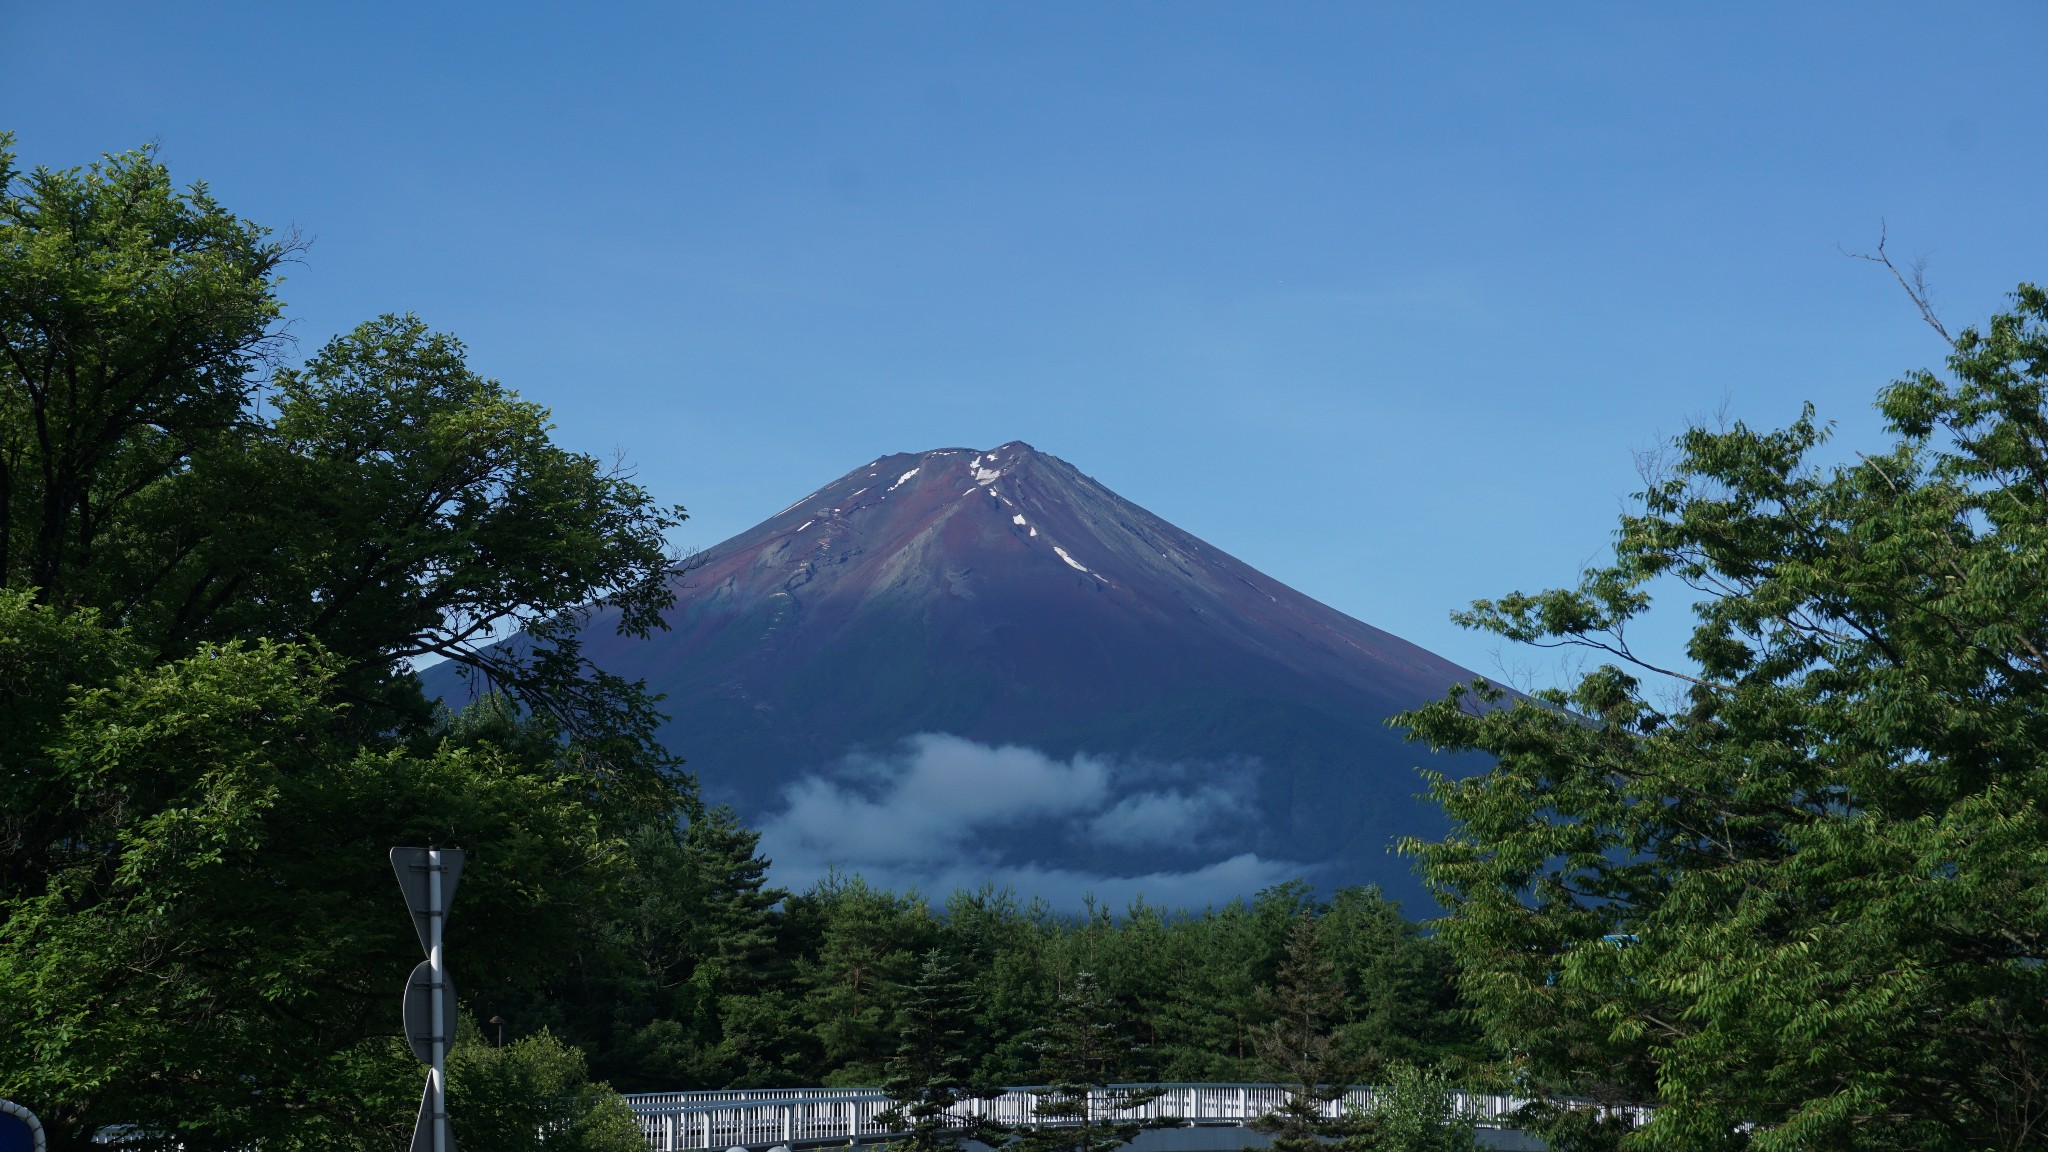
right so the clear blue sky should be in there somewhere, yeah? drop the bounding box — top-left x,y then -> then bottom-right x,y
7,2 -> 2046,683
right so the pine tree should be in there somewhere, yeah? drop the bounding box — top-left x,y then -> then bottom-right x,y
875,950 -> 1012,1152
794,873 -> 938,1084
1013,972 -> 1163,1152
1249,915 -> 1365,1152
685,803 -> 786,991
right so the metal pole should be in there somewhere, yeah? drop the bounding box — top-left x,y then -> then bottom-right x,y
430,847 -> 447,1152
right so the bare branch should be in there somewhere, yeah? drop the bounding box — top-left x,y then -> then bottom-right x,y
1840,220 -> 1953,343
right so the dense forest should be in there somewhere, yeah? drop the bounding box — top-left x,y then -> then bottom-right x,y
7,134 -> 2048,1152
470,819 -> 1477,1092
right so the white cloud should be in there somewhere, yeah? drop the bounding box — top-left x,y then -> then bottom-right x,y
1084,786 -> 1239,847
764,733 -> 1110,866
756,734 -> 1312,910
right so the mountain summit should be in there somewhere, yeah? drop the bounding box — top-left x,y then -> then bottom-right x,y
444,443 -> 1487,905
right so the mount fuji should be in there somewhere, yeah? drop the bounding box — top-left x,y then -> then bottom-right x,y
431,442 -> 1489,909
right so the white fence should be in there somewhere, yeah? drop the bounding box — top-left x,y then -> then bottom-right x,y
619,1083 -> 1606,1152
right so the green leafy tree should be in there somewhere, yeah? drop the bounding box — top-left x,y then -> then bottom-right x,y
0,137 -> 696,1150
893,882 -> 1476,1091
677,808 -> 796,1086
448,1018 -> 646,1152
611,804 -> 789,1089
0,599 -> 645,1150
876,950 -> 1012,1152
688,804 -> 788,992
1351,1064 -> 1478,1152
475,795 -> 788,1093
1399,287 -> 2048,1150
1508,1100 -> 1639,1152
1014,971 -> 1163,1152
0,135 -> 287,607
253,314 -> 685,747
1251,916 -> 1366,1152
1135,885 -> 1298,1080
0,137 -> 683,750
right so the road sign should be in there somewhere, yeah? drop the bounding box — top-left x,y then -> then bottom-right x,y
0,1100 -> 43,1152
410,1078 -> 459,1152
402,959 -> 459,1065
393,846 -> 464,1152
391,847 -> 464,955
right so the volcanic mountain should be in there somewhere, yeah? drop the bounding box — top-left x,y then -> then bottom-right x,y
435,443 -> 1488,907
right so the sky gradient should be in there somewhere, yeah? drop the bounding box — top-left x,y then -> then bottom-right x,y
7,1 -> 2047,686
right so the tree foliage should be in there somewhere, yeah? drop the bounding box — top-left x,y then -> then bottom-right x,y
0,134 -> 286,603
1251,915 -> 1366,1152
447,1020 -> 645,1152
1399,287 -> 2048,1150
876,950 -> 1011,1152
0,133 -> 684,752
1351,1064 -> 1479,1152
1013,971 -> 1162,1152
0,135 -> 694,1151
647,877 -> 1475,1094
0,595 -> 644,1150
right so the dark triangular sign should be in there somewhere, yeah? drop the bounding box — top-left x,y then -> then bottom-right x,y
390,847 -> 464,956
409,1077 -> 457,1152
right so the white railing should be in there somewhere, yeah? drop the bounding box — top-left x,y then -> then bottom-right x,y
625,1089 -> 873,1109
619,1082 -> 1634,1152
624,1090 -> 897,1152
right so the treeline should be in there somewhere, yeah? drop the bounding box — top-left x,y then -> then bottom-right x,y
476,831 -> 1479,1091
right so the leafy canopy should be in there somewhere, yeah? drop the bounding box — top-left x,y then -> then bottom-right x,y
0,133 -> 694,1151
1399,286 -> 2048,1151
0,132 -> 683,753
